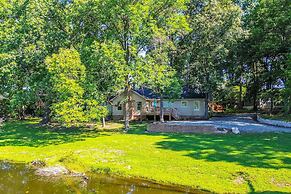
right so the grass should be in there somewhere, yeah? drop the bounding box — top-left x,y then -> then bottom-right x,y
224,108 -> 255,114
261,114 -> 291,122
0,119 -> 291,193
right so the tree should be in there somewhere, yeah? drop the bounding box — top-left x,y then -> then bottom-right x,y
284,54 -> 291,114
0,0 -> 73,120
79,0 -> 189,129
242,0 -> 290,112
146,66 -> 181,122
45,48 -> 107,126
174,0 -> 246,102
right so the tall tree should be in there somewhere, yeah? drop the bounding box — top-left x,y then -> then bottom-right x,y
0,0 -> 72,119
243,0 -> 290,112
45,48 -> 107,126
78,0 -> 189,129
174,0 -> 246,114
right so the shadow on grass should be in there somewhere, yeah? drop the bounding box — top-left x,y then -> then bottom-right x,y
0,120 -> 107,147
1,120 -> 290,170
251,192 -> 291,194
153,132 -> 291,169
125,122 -> 291,169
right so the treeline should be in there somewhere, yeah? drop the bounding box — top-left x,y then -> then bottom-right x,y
0,0 -> 290,127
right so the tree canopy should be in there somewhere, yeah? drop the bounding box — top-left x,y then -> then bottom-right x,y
0,0 -> 290,126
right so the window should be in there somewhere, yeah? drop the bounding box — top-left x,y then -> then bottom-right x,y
193,101 -> 200,111
137,102 -> 142,111
181,101 -> 188,107
117,101 -> 122,110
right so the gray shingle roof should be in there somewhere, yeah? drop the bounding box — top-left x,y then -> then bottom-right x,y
135,88 -> 206,99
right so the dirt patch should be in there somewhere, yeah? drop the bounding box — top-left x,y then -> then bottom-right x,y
234,176 -> 246,185
271,178 -> 291,188
35,165 -> 69,176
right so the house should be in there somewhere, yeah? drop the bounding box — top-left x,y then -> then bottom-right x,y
109,88 -> 208,121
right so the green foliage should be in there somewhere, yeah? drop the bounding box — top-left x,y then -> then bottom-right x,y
87,41 -> 127,93
261,114 -> 291,122
0,0 -> 290,120
45,49 -> 107,126
214,83 -> 247,107
0,0 -> 72,119
211,0 -> 290,112
87,0 -> 189,90
239,0 -> 290,111
284,54 -> 291,113
46,49 -> 85,100
175,0 -> 246,94
78,0 -> 189,127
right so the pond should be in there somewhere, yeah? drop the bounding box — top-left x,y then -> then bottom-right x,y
0,161 -> 202,194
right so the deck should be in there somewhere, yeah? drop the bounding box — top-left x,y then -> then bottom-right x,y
133,107 -> 180,120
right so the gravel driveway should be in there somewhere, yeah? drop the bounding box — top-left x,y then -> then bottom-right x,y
169,114 -> 291,133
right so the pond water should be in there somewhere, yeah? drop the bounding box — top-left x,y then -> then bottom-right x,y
0,161 -> 200,194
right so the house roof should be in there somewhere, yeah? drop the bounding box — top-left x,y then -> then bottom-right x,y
110,87 -> 206,102
135,88 -> 161,99
135,88 -> 206,99
181,89 -> 206,99
110,89 -> 147,102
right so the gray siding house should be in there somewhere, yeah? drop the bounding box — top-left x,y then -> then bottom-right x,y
109,88 -> 208,121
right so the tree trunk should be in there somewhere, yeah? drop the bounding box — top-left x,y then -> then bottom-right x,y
252,63 -> 258,112
41,104 -> 51,125
253,90 -> 258,112
205,93 -> 209,119
238,77 -> 243,109
160,96 -> 164,122
269,59 -> 273,114
19,106 -> 25,120
122,16 -> 130,130
270,97 -> 273,114
124,86 -> 131,130
102,117 -> 106,128
154,108 -> 156,122
284,93 -> 291,115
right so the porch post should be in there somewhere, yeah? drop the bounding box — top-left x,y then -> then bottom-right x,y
153,99 -> 157,122
205,93 -> 209,119
160,96 -> 164,122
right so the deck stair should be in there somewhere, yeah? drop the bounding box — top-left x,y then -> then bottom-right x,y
163,108 -> 180,120
170,108 -> 180,120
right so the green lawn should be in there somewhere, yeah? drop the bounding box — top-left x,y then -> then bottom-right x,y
0,119 -> 290,193
261,114 -> 291,122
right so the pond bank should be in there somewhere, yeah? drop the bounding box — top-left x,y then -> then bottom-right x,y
0,161 -> 203,194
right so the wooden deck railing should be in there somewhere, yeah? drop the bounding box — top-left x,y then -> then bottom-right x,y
140,107 -> 180,120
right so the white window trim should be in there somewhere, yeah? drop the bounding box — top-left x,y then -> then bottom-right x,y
193,101 -> 200,111
117,101 -> 122,110
181,101 -> 188,107
137,101 -> 142,111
